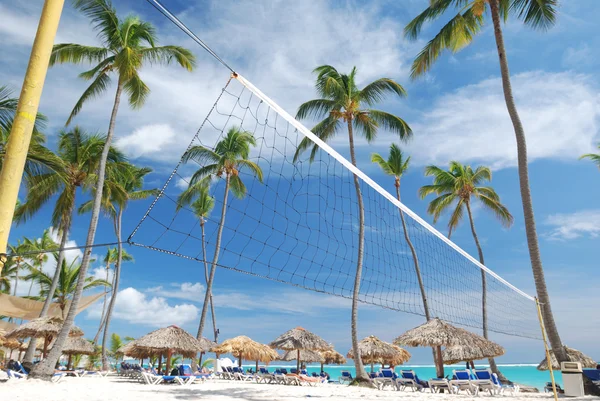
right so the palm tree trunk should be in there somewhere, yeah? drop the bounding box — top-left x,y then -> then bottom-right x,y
30,81 -> 124,380
201,220 -> 218,342
465,201 -> 505,380
23,221 -> 71,364
346,121 -> 369,384
197,175 -> 230,339
488,0 -> 566,362
93,261 -> 111,344
396,181 -> 441,377
12,260 -> 20,297
102,209 -> 123,371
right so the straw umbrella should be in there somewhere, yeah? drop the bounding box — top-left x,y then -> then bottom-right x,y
270,327 -> 331,372
394,318 -> 490,378
321,348 -> 346,373
6,317 -> 83,358
280,349 -> 323,371
131,325 -> 207,374
197,337 -> 217,368
537,345 -> 596,371
212,336 -> 278,371
387,344 -> 412,367
62,337 -> 95,370
347,335 -> 408,373
442,341 -> 505,366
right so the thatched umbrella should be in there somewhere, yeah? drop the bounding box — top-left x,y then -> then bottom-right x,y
320,348 -> 346,372
442,341 -> 505,365
387,344 -> 412,367
537,346 -> 597,371
132,325 -> 207,374
6,316 -> 83,358
270,327 -> 331,372
212,336 -> 278,371
62,337 -> 96,370
347,335 -> 408,372
280,349 -> 323,370
196,337 -> 217,367
394,318 -> 489,378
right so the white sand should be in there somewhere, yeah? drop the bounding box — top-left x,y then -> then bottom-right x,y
1,376 -> 597,401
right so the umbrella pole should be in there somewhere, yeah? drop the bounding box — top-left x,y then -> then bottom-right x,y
199,351 -> 204,369
67,354 -> 72,370
435,345 -> 444,378
297,349 -> 300,373
239,352 -> 243,368
371,362 -> 374,373
158,353 -> 162,374
166,349 -> 172,374
43,335 -> 50,359
255,360 -> 258,372
320,362 -> 324,372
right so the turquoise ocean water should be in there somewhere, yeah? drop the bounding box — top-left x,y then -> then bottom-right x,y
241,363 -> 561,391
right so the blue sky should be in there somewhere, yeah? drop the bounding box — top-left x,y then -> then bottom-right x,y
1,0 -> 599,366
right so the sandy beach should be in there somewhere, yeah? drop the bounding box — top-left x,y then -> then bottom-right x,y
2,376 -> 597,401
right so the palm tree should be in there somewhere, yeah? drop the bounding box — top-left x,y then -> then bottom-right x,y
181,127 -> 263,344
404,0 -> 566,362
371,144 -> 442,375
15,127 -> 123,364
0,256 -> 18,294
177,182 -> 219,344
419,161 -> 513,378
0,85 -> 60,178
7,241 -> 26,298
92,246 -> 133,344
21,230 -> 59,297
33,0 -> 196,378
25,255 -> 111,318
580,144 -> 600,169
294,65 -> 411,383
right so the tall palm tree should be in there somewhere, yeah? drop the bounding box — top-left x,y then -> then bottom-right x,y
7,241 -> 26,298
25,255 -> 111,318
371,144 -> 441,375
33,0 -> 195,378
181,127 -> 263,344
15,127 -> 123,363
21,230 -> 59,297
580,144 -> 600,169
419,161 -> 513,378
177,182 -> 219,347
0,85 -> 61,178
294,65 -> 411,383
404,0 -> 566,362
92,246 -> 133,344
0,255 -> 18,294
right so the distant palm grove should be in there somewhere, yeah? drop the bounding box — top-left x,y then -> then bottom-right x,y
0,0 -> 593,383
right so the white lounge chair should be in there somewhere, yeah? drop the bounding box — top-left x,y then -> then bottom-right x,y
429,378 -> 456,393
450,369 -> 478,394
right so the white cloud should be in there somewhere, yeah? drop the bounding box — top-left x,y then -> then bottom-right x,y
175,176 -> 192,190
562,44 -> 594,69
402,71 -> 600,169
147,282 -> 205,302
41,227 -> 83,275
545,209 -> 600,240
87,287 -> 198,327
90,265 -> 113,285
115,124 -> 184,162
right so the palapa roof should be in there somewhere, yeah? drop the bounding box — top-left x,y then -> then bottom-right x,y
394,318 -> 483,348
0,329 -> 6,346
347,335 -> 409,364
61,337 -> 96,355
269,327 -> 330,351
321,348 -> 347,365
280,349 -> 324,363
387,344 -> 412,366
537,346 -> 597,371
5,316 -> 83,339
211,336 -> 278,362
198,337 -> 217,351
19,338 -> 45,351
131,325 -> 206,358
4,338 -> 23,350
442,337 -> 505,365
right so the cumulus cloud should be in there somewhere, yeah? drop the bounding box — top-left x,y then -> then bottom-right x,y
147,282 -> 205,302
115,124 -> 183,162
401,71 -> 600,169
545,209 -> 600,240
87,287 -> 199,327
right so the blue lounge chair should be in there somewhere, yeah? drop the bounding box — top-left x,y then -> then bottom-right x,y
428,378 -> 455,393
339,370 -> 353,384
473,369 -> 520,395
397,370 -> 427,391
583,369 -> 600,384
450,370 -> 477,394
374,368 -> 397,390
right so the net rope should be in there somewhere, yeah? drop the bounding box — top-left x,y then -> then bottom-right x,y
128,74 -> 540,340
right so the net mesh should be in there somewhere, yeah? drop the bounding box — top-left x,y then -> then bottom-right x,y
129,76 -> 540,340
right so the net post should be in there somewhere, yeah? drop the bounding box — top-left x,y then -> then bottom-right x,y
536,297 -> 559,401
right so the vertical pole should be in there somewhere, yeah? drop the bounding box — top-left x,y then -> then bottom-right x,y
536,297 -> 559,401
0,0 -> 65,274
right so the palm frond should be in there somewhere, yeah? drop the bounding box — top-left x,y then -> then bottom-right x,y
229,175 -> 246,199
404,0 -> 454,40
50,44 -> 109,66
476,192 -> 514,227
371,153 -> 394,176
368,110 -> 412,140
182,146 -> 221,165
295,99 -> 337,121
66,71 -> 111,125
353,112 -> 378,142
359,78 -> 407,106
78,56 -> 115,80
72,0 -> 120,48
447,197 -> 465,232
510,0 -> 557,30
237,159 -> 264,183
140,46 -> 196,71
123,72 -> 150,109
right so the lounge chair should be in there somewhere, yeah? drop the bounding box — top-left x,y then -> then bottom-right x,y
257,367 -> 274,384
284,373 -> 301,386
451,370 -> 477,394
178,364 -> 210,384
428,378 -> 456,394
397,370 -> 427,391
583,369 -> 600,385
141,371 -> 195,386
232,366 -> 255,382
298,373 -> 326,386
6,368 -> 65,383
339,370 -> 353,384
544,382 -> 563,393
374,368 -> 397,390
473,369 -> 514,395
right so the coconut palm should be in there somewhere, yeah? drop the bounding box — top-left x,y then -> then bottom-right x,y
419,161 -> 513,378
580,144 -> 600,170
405,0 -> 566,363
21,230 -> 59,297
181,126 -> 263,343
177,182 -> 218,343
92,247 -> 133,344
15,127 -> 124,364
0,85 -> 60,178
7,241 -> 27,298
25,255 -> 111,318
294,65 -> 411,383
371,145 -> 440,375
0,255 -> 18,294
32,0 -> 195,378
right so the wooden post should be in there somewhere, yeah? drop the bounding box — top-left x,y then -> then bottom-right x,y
296,349 -> 300,373
165,349 -> 172,374
157,354 -> 162,374
238,352 -> 243,367
67,354 -> 72,370
536,298 -> 559,401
